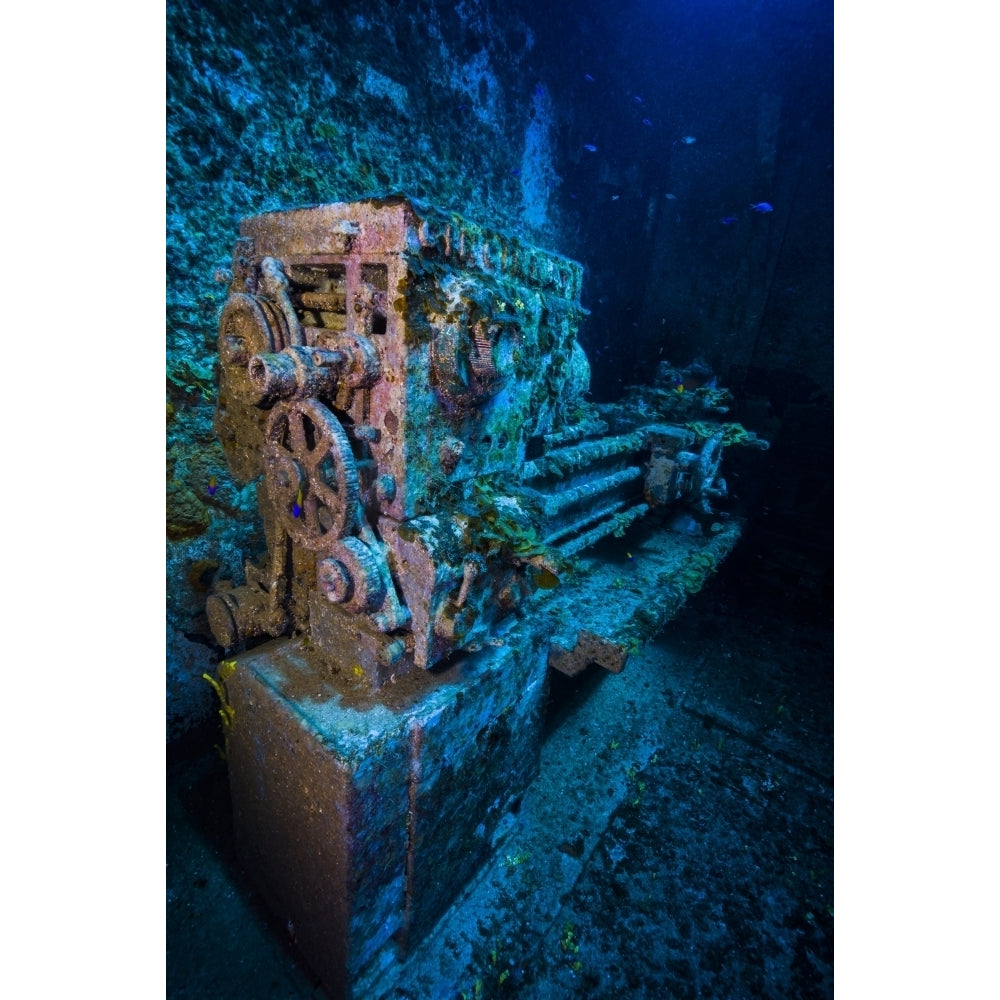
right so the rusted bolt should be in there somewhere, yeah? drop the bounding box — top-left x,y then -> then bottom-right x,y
376,474 -> 397,502
354,424 -> 380,442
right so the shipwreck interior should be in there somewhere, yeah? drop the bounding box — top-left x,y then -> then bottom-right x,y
165,195 -> 830,999
166,2 -> 833,997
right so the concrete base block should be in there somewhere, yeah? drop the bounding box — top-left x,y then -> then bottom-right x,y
222,631 -> 547,999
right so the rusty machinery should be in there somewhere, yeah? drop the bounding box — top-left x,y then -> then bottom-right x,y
205,196 -> 763,687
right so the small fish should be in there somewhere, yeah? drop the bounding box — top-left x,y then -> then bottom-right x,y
582,144 -> 598,152
626,551 -> 634,561
721,215 -> 739,226
207,475 -> 217,497
584,73 -> 595,82
750,202 -> 774,213
292,487 -> 303,518
642,117 -> 653,127
664,192 -> 677,200
510,168 -> 521,176
633,95 -> 644,104
611,194 -> 620,201
680,135 -> 696,145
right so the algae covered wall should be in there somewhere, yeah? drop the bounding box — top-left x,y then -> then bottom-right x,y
166,0 -> 569,740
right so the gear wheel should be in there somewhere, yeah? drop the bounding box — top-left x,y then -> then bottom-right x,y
317,537 -> 387,614
263,398 -> 360,551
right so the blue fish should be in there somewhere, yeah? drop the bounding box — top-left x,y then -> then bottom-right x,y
721,215 -> 739,226
750,202 -> 774,213
207,475 -> 217,497
583,144 -> 598,152
292,487 -> 303,518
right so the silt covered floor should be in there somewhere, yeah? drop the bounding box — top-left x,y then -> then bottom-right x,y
166,552 -> 833,999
